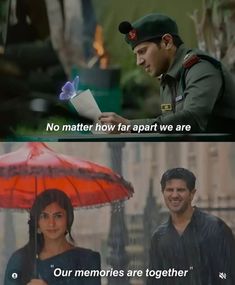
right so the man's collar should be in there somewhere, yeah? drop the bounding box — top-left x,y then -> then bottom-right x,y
168,206 -> 198,226
165,44 -> 189,79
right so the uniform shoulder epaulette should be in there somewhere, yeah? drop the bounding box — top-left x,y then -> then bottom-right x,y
183,53 -> 200,69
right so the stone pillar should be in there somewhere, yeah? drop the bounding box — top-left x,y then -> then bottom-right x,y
107,142 -> 130,285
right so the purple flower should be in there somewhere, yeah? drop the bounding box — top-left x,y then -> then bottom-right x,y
59,76 -> 80,100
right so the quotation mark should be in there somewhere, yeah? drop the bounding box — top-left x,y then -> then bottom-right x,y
219,272 -> 227,279
11,273 -> 18,279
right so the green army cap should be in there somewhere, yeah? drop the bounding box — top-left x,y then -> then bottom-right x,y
119,13 -> 179,49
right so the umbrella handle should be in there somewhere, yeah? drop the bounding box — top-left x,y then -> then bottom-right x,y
32,254 -> 39,278
33,176 -> 39,278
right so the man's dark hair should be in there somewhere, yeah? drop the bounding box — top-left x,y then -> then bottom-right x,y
150,35 -> 184,48
160,167 -> 196,191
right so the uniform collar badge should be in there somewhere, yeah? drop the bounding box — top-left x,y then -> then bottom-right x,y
161,104 -> 172,111
175,95 -> 183,102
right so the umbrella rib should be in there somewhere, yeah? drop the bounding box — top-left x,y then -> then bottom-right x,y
39,171 -> 82,205
50,151 -> 119,182
52,152 -> 130,204
93,178 -> 113,203
62,175 -> 82,204
52,152 -> 77,168
8,175 -> 24,207
52,152 -> 99,181
42,176 -> 47,192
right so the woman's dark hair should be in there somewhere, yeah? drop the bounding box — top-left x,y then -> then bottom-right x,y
21,189 -> 74,284
160,167 -> 196,191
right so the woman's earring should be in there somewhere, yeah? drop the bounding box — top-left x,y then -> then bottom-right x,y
37,228 -> 42,234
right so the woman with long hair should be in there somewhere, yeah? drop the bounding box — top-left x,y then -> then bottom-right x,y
4,189 -> 101,285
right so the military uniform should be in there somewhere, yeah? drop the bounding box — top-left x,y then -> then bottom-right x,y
119,13 -> 235,133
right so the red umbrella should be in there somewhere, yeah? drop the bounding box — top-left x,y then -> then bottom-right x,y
0,142 -> 134,209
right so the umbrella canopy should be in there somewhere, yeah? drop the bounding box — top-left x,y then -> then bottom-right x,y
0,142 -> 134,209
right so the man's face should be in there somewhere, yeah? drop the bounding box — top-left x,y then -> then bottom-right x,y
162,179 -> 196,214
133,41 -> 170,77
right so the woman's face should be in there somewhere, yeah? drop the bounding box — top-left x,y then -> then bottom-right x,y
38,202 -> 68,241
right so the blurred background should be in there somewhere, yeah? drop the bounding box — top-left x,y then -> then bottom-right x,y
0,141 -> 235,285
1,0 -> 235,138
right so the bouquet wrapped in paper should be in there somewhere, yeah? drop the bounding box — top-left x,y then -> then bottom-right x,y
60,76 -> 102,133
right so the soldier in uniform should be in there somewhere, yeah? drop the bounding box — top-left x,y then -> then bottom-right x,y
99,13 -> 235,133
